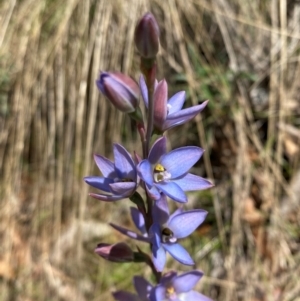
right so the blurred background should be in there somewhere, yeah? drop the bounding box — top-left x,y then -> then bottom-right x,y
1,0 -> 300,300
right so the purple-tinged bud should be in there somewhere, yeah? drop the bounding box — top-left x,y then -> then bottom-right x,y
95,242 -> 134,262
96,72 -> 139,113
134,13 -> 160,58
153,79 -> 168,130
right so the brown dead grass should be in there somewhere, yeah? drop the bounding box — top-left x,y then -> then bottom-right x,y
0,0 -> 300,300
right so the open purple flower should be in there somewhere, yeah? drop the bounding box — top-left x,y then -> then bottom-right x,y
149,270 -> 212,301
84,143 -> 138,201
113,276 -> 153,301
149,194 -> 207,271
137,136 -> 213,203
140,76 -> 208,132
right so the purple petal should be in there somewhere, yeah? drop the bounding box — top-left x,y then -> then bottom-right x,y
84,176 -> 113,192
172,270 -> 204,293
168,100 -> 208,120
167,91 -> 186,114
152,194 -> 169,224
137,160 -> 153,186
160,147 -> 204,178
168,210 -> 207,238
155,182 -> 187,203
183,291 -> 213,301
130,207 -> 146,235
113,144 -> 136,180
152,245 -> 166,272
162,243 -> 194,265
112,291 -> 139,301
174,173 -> 213,191
109,182 -> 136,196
153,80 -> 168,130
110,223 -> 150,242
163,100 -> 208,131
162,118 -> 187,132
149,286 -> 166,301
94,154 -> 117,178
160,271 -> 177,286
146,185 -> 161,200
106,72 -> 139,100
139,75 -> 148,107
169,207 -> 184,219
89,193 -> 125,202
96,73 -> 106,94
133,276 -> 153,299
148,136 -> 167,165
149,223 -> 162,248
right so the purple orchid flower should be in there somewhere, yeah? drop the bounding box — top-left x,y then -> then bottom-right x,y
113,276 -> 153,301
137,136 -> 213,203
84,143 -> 138,201
149,270 -> 212,301
149,194 -> 207,271
110,206 -> 149,243
139,75 -> 208,132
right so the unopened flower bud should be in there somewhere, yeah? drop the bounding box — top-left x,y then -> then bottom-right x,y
95,242 -> 134,262
134,13 -> 160,59
96,72 -> 139,113
153,79 -> 168,130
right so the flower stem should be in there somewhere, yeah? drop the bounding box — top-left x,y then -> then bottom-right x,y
140,58 -> 157,224
141,58 -> 156,157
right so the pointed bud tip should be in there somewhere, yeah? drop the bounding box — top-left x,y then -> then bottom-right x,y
134,12 -> 160,58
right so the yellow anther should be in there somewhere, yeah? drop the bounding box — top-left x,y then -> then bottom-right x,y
166,286 -> 175,296
154,163 -> 165,173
